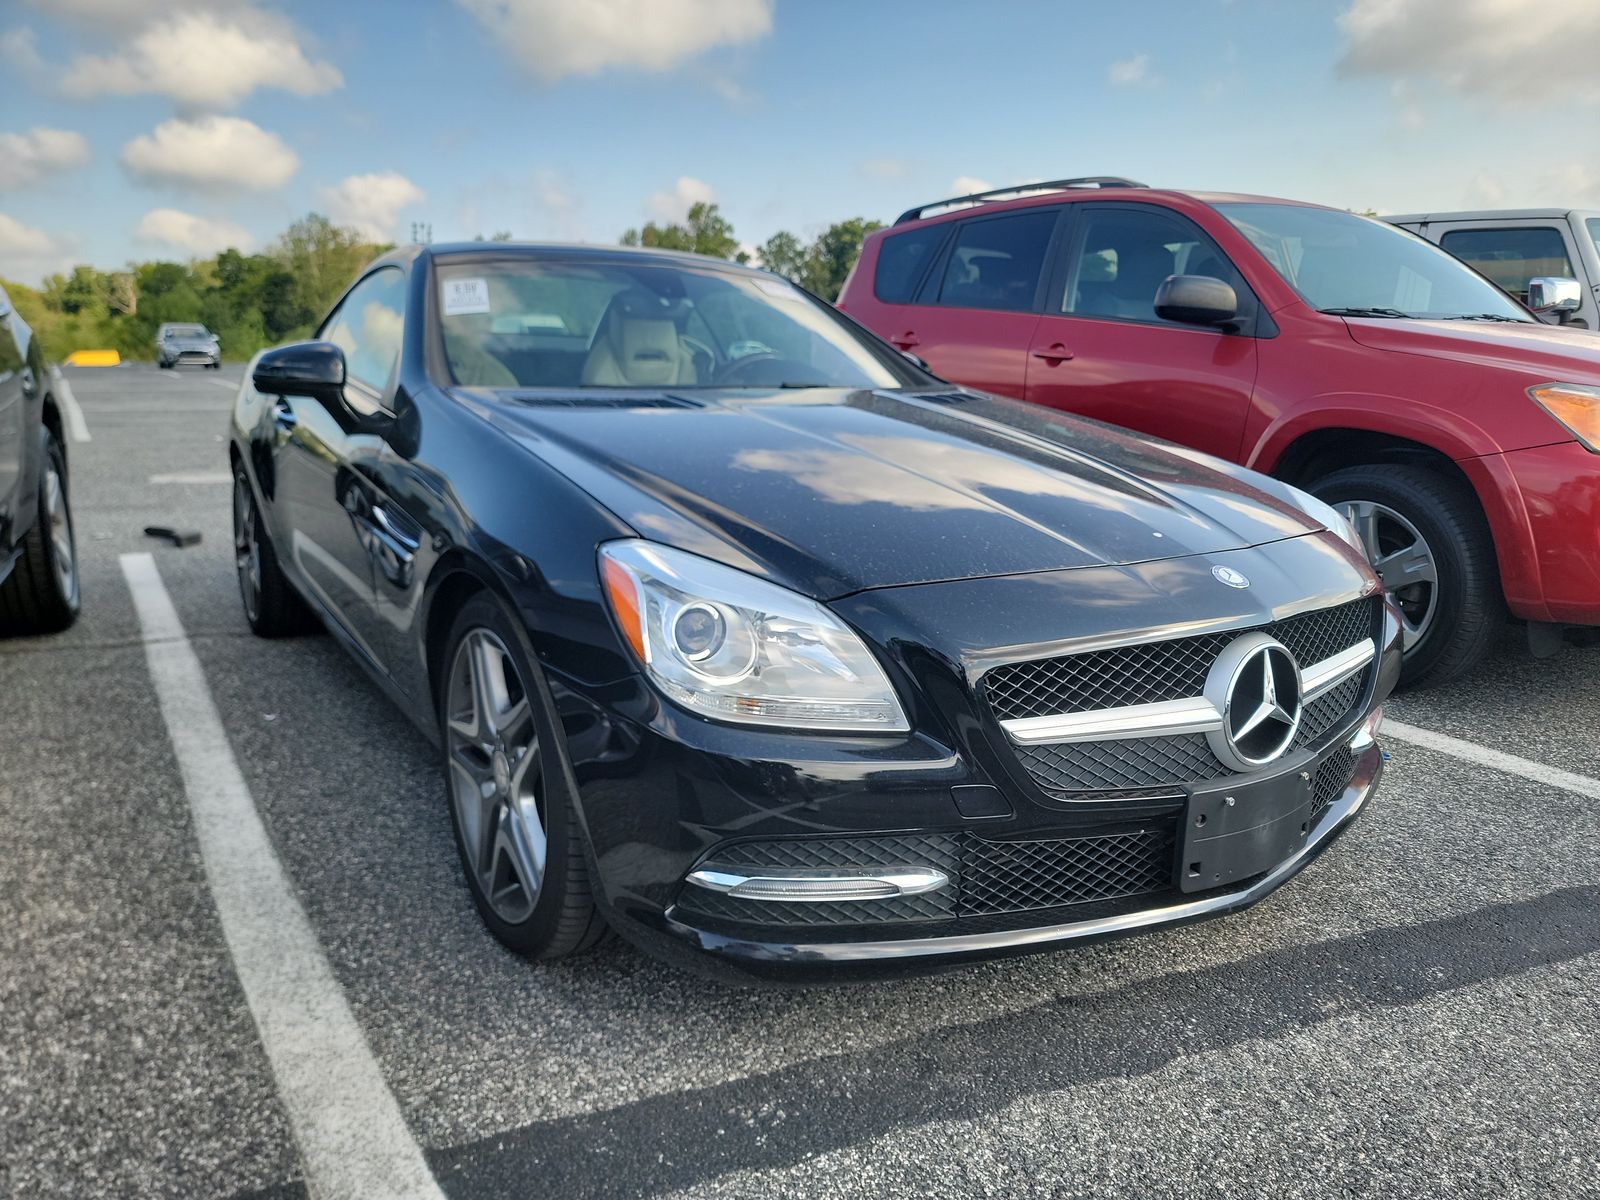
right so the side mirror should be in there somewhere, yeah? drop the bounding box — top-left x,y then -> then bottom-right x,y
1155,274 -> 1238,327
1528,277 -> 1583,318
253,341 -> 346,403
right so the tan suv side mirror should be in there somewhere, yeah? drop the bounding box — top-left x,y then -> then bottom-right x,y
1528,277 -> 1583,315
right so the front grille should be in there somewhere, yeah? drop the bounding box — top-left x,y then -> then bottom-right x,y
961,828 -> 1175,916
1311,746 -> 1357,824
984,597 -> 1376,721
1015,734 -> 1219,793
985,597 -> 1377,795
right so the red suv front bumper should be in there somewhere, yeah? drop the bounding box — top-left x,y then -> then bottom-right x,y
1467,439 -> 1600,625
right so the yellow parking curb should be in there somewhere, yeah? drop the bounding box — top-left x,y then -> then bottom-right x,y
64,349 -> 121,367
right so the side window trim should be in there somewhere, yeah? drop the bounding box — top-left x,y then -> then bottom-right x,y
318,265 -> 406,415
1048,201 -> 1266,337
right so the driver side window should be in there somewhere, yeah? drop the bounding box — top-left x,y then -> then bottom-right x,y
321,267 -> 407,399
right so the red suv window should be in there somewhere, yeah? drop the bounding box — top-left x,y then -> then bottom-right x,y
931,210 -> 1058,312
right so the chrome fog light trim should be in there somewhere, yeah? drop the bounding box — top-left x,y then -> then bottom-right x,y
1349,704 -> 1385,751
686,866 -> 950,902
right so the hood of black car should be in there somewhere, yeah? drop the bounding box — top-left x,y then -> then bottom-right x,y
461,386 -> 1329,599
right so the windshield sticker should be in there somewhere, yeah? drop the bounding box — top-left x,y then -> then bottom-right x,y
442,277 -> 491,316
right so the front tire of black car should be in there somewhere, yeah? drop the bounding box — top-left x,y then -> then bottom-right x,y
1310,464 -> 1503,688
0,427 -> 80,635
439,592 -> 608,960
232,465 -> 316,637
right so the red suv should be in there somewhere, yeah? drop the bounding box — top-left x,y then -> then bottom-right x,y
838,178 -> 1600,686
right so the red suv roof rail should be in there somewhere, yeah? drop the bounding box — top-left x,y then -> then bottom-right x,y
893,177 -> 1149,225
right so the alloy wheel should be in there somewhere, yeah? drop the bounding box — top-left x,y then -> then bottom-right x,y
44,461 -> 76,601
445,629 -> 546,925
232,476 -> 262,623
1338,499 -> 1439,651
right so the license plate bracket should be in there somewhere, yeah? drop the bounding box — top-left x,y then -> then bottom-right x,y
1178,759 -> 1316,894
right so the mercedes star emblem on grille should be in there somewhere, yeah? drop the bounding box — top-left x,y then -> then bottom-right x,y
1211,565 -> 1251,589
1202,633 -> 1304,771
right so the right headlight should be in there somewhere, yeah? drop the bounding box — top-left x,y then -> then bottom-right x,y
598,540 -> 910,733
1529,382 -> 1600,452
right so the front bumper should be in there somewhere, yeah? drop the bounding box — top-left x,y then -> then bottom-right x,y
655,736 -> 1380,979
563,538 -> 1397,982
1463,439 -> 1600,625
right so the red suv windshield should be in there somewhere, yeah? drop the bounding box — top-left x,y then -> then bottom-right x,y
1217,203 -> 1531,322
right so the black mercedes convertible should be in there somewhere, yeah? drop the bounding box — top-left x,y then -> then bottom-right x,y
230,242 -> 1400,980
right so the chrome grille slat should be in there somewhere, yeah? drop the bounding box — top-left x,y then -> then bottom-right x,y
986,597 -> 1379,795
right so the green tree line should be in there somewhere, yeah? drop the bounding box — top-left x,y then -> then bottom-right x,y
2,214 -> 391,364
621,202 -> 882,301
3,203 -> 883,364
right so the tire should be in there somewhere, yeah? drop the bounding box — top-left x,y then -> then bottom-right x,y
0,427 -> 80,634
1310,464 -> 1504,688
159,360 -> 172,369
438,592 -> 608,959
232,465 -> 317,637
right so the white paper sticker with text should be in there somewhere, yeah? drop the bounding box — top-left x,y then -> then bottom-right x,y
442,278 -> 490,316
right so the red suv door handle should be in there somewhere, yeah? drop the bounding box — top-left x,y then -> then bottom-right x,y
1030,342 -> 1074,363
890,331 -> 920,350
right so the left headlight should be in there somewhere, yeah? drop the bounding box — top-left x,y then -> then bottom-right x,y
1529,382 -> 1600,452
1286,485 -> 1366,558
598,540 -> 910,733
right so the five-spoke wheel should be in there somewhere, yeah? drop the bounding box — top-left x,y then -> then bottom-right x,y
445,628 -> 547,925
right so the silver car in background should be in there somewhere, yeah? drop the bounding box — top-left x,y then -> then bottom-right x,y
156,322 -> 221,369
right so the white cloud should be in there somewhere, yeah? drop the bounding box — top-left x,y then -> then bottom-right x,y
0,213 -> 76,283
0,27 -> 42,72
121,116 -> 299,191
318,171 -> 425,242
951,176 -> 994,197
1108,53 -> 1158,87
135,208 -> 255,255
647,175 -> 715,223
1339,0 -> 1600,106
62,8 -> 341,109
0,128 -> 90,191
456,0 -> 772,83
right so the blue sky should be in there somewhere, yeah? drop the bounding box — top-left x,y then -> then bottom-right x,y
2,0 -> 1598,285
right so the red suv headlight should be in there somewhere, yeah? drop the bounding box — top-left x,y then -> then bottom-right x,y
1529,382 -> 1600,452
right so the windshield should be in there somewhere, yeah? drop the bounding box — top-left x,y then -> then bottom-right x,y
1216,203 -> 1531,322
165,324 -> 208,338
436,258 -> 916,390
1589,218 -> 1600,262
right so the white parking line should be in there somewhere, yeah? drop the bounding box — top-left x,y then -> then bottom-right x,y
149,470 -> 232,485
48,367 -> 91,442
119,553 -> 444,1200
1385,720 -> 1600,801
205,375 -> 240,391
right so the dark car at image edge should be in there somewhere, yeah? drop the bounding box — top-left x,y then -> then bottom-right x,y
839,176 -> 1600,687
230,243 -> 1399,980
0,284 -> 81,636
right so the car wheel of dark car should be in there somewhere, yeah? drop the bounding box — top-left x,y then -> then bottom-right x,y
439,592 -> 608,959
1312,465 -> 1502,687
232,465 -> 316,637
0,428 -> 80,634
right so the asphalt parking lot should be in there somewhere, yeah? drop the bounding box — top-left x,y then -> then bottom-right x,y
2,362 -> 1598,1200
